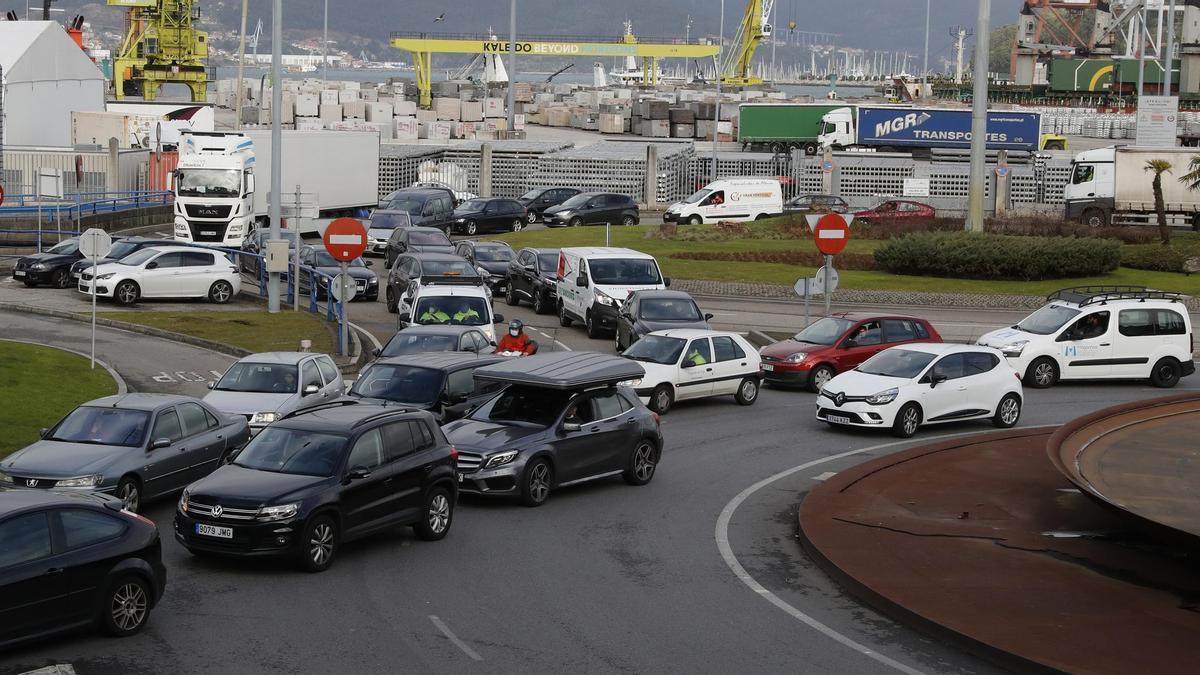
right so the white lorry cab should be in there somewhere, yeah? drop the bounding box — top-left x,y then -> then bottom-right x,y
556,247 -> 669,339
173,131 -> 256,247
664,178 -> 783,225
1064,146 -> 1200,228
977,286 -> 1195,389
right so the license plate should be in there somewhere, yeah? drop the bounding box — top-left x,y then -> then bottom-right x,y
73,272 -> 81,278
827,414 -> 852,424
196,523 -> 233,539
201,231 -> 216,236
457,472 -> 464,482
761,363 -> 774,371
13,270 -> 25,277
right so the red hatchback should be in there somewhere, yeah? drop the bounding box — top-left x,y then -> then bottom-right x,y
854,200 -> 936,222
758,313 -> 943,391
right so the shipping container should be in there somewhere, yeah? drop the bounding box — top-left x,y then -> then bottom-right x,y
736,103 -> 841,153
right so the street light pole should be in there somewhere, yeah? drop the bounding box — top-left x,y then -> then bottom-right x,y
965,0 -> 990,232
322,0 -> 328,83
507,0 -> 516,133
268,0 -> 283,312
235,0 -> 248,130
921,0 -> 931,94
712,0 -> 725,184
1164,0 -> 1178,95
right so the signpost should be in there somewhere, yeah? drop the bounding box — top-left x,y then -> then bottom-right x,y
1135,95 -> 1180,147
322,217 -> 368,356
806,213 -> 853,317
903,178 -> 930,198
79,228 -> 113,370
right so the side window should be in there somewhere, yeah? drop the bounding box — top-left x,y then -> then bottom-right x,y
347,428 -> 385,470
1156,309 -> 1187,335
59,509 -> 126,550
914,322 -> 931,340
883,319 -> 918,343
0,512 -> 52,568
412,419 -> 434,448
848,321 -> 882,346
1071,163 -> 1094,184
183,251 -> 216,267
316,357 -> 340,384
471,331 -> 491,350
459,334 -> 477,351
1067,311 -> 1110,340
684,338 -> 712,365
518,251 -> 533,267
446,369 -> 475,397
382,422 -> 417,460
178,402 -> 212,436
152,252 -> 184,269
475,377 -> 504,396
422,200 -> 437,216
931,354 -> 967,380
964,352 -> 999,375
592,393 -> 626,420
439,197 -> 454,214
204,408 -> 220,428
1119,309 -> 1155,337
152,409 -> 184,443
565,397 -> 598,425
712,336 -> 741,362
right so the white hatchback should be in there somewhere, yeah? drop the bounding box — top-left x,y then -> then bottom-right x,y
620,329 -> 762,414
816,343 -> 1023,438
79,245 -> 240,306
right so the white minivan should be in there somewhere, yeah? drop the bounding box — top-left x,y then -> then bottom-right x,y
663,177 -> 783,225
557,247 -> 669,339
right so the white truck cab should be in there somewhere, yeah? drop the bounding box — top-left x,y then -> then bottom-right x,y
816,106 -> 856,149
664,177 -> 783,225
556,247 -> 669,339
173,131 -> 256,247
977,286 -> 1195,389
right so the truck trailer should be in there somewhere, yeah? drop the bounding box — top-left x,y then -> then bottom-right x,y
1065,146 -> 1200,228
737,103 -> 841,154
817,106 -> 1065,153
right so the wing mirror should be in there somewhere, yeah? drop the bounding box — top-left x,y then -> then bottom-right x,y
681,360 -> 697,369
303,384 -> 320,396
371,348 -> 382,357
364,260 -> 373,267
562,422 -> 582,433
150,438 -> 172,450
663,277 -> 672,287
207,381 -> 216,389
224,448 -> 241,464
346,466 -> 372,481
493,313 -> 505,323
575,274 -> 588,287
146,261 -> 158,269
398,312 -> 411,323
38,427 -> 49,438
704,312 -> 714,320
929,374 -> 948,388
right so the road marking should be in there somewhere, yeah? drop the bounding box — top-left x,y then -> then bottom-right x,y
20,665 -> 77,675
429,615 -> 482,661
811,471 -> 837,481
531,328 -> 571,351
153,370 -> 224,383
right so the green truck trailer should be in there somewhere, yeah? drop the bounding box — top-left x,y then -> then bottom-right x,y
737,103 -> 841,154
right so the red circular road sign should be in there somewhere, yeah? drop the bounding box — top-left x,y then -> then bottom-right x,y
322,217 -> 368,262
813,213 -> 850,255
0,184 -> 5,208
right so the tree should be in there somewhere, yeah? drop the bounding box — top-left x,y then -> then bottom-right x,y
1144,159 -> 1172,245
1178,155 -> 1200,232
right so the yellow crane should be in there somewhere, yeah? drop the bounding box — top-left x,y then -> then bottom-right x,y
721,0 -> 774,86
108,0 -> 209,101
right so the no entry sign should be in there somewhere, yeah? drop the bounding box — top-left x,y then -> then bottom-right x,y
810,213 -> 852,256
322,217 -> 368,262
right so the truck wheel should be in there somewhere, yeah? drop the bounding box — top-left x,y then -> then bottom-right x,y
769,142 -> 786,154
802,142 -> 818,156
558,302 -> 572,327
1044,140 -> 1065,151
1082,208 -> 1107,228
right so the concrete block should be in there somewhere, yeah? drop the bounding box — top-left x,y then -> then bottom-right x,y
483,97 -> 505,117
394,99 -> 418,116
320,89 -> 340,105
338,89 -> 361,104
461,100 -> 484,122
434,97 -> 462,121
295,93 -> 319,117
365,102 -> 393,122
342,100 -> 366,119
319,103 -> 343,122
394,116 -> 419,141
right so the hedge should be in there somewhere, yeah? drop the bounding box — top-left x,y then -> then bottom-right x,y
873,232 -> 1122,280
670,250 -> 877,270
1121,246 -> 1187,272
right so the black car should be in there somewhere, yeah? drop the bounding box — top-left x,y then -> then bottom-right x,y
0,487 -> 166,648
449,198 -> 528,236
378,187 -> 457,232
454,240 -> 515,293
614,290 -> 713,352
783,194 -> 849,215
504,247 -> 560,315
518,187 -> 581,224
443,352 -> 663,506
175,402 -> 458,572
13,238 -> 85,288
298,244 -> 379,301
385,252 -> 483,314
70,236 -> 192,281
374,325 -> 496,359
240,229 -> 302,276
385,226 -> 455,268
348,352 -> 507,423
543,192 -> 640,228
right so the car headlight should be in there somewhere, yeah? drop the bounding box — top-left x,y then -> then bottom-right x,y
595,292 -> 616,307
179,489 -> 190,513
257,502 -> 300,521
368,277 -> 378,285
484,450 -> 518,469
31,263 -> 46,270
56,474 -> 104,488
0,470 -> 13,484
476,266 -> 491,278
785,352 -> 809,363
819,387 -> 831,398
97,272 -> 116,280
619,378 -> 643,387
557,210 -> 572,217
999,340 -> 1028,357
250,412 -> 278,425
865,388 -> 899,405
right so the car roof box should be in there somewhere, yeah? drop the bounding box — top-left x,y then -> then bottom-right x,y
473,351 -> 644,389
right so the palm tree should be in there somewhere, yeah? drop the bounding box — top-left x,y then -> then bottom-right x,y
1178,155 -> 1200,231
1144,159 -> 1172,245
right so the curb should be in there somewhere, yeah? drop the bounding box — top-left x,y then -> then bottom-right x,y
0,337 -> 128,395
747,330 -> 776,348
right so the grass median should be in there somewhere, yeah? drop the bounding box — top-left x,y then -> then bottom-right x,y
0,342 -> 118,459
95,310 -> 338,355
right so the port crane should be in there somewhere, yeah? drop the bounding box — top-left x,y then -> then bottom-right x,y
108,0 -> 209,101
720,0 -> 774,86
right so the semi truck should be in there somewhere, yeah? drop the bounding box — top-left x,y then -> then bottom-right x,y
172,130 -> 379,247
1064,146 -> 1200,228
737,103 -> 842,154
816,106 -> 1066,153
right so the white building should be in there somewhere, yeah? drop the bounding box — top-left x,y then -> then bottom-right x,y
1,21 -> 106,147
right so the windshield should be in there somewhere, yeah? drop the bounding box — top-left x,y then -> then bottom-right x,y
47,239 -> 80,255
458,199 -> 487,212
119,248 -> 160,267
414,296 -> 489,326
792,317 -> 854,345
370,212 -> 410,229
215,362 -> 298,393
1017,304 -> 1082,335
424,260 -> 476,277
682,189 -> 712,204
639,298 -> 702,321
857,349 -> 937,379
623,335 -> 686,365
559,194 -> 591,209
385,196 -> 425,215
411,231 -> 451,246
312,250 -> 366,268
349,364 -> 443,404
379,333 -> 458,357
233,427 -> 346,477
520,189 -> 544,200
537,253 -> 559,271
469,384 -> 566,428
475,247 -> 513,263
588,258 -> 662,286
106,241 -> 141,259
47,406 -> 150,447
177,168 -> 241,197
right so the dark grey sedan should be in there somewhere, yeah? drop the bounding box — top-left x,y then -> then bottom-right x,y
0,393 -> 250,512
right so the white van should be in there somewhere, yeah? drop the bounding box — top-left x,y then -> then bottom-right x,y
977,286 -> 1195,389
663,177 -> 783,225
401,284 -> 505,344
557,247 -> 669,339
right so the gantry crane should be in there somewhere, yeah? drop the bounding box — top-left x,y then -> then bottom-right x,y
109,0 -> 209,101
720,0 -> 774,86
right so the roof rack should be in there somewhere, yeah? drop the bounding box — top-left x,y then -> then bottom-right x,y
421,273 -> 484,287
1047,285 -> 1185,307
281,399 -> 361,420
351,407 -> 416,429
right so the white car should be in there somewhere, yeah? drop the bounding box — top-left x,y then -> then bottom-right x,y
79,245 -> 240,306
816,343 -> 1023,438
620,329 -> 762,414
402,283 -> 503,344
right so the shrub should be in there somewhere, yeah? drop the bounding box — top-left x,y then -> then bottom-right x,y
1121,246 -> 1187,272
670,250 -> 877,271
873,232 -> 1121,280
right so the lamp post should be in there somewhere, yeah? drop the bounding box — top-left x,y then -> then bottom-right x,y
921,0 -> 930,94
965,0 -> 990,232
235,0 -> 248,130
322,0 -> 328,83
268,0 -> 282,311
712,0 -> 725,184
506,0 -> 516,133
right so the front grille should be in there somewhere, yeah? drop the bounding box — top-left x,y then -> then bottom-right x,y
81,271 -> 94,281
186,498 -> 259,520
456,451 -> 483,472
10,476 -> 55,489
817,408 -> 868,424
184,204 -> 233,219
15,261 -> 27,271
761,355 -> 781,363
819,390 -> 871,405
188,222 -> 228,243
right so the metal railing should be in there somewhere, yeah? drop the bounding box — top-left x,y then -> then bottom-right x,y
0,190 -> 172,216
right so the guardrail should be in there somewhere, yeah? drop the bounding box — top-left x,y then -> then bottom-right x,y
0,191 -> 172,216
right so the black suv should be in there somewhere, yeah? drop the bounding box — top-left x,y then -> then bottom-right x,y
13,237 -> 85,288
385,227 -> 455,268
450,198 -> 528,235
443,352 -> 663,506
174,402 -> 458,572
783,194 -> 849,215
454,240 -> 515,293
504,247 -> 560,315
518,187 -> 581,224
543,192 -> 639,228
378,187 -> 457,232
348,352 -> 506,423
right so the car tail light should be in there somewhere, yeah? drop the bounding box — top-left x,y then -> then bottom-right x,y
652,412 -> 661,426
121,509 -> 155,526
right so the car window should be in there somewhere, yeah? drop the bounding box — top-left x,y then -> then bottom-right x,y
458,334 -> 476,351
152,252 -> 185,269
204,408 -> 220,428
1157,309 -> 1187,335
1118,309 -> 1155,337
412,419 -> 434,448
883,319 -> 918,342
48,406 -> 149,447
382,422 -> 417,460
302,360 -> 323,388
422,200 -> 437,216
914,322 -> 930,340
1065,311 -> 1110,340
178,402 -> 213,436
347,428 -> 385,470
471,331 -> 491,351
684,338 -> 712,365
712,336 -> 744,362
446,369 -> 475,397
931,354 -> 967,380
153,409 -> 184,443
847,321 -> 882,346
0,512 -> 52,568
591,393 -> 626,420
316,357 -> 340,384
59,509 -> 126,550
964,352 -> 999,375
182,251 -> 215,267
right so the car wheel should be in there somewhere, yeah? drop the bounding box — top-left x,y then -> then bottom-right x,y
116,476 -> 141,513
511,219 -> 524,233
1150,357 -> 1182,388
735,377 -> 760,405
532,290 -> 548,314
114,280 -> 140,306
526,212 -> 538,225
415,486 -> 454,541
621,215 -> 636,226
623,439 -> 658,486
208,280 -> 234,304
688,215 -> 703,225
299,514 -> 338,573
386,287 -> 399,313
992,393 -> 1022,428
1024,357 -> 1059,389
51,268 -> 71,289
558,302 -> 572,327
808,365 -> 835,393
649,384 -> 674,414
464,220 -> 478,236
585,311 -> 603,339
892,403 -> 922,438
505,284 -> 520,306
569,216 -> 583,227
519,458 -> 552,507
99,575 -> 151,637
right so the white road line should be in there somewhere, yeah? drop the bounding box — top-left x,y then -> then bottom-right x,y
20,665 -> 77,675
811,471 -> 837,481
715,428 -> 1053,675
531,328 -> 571,351
429,615 -> 483,662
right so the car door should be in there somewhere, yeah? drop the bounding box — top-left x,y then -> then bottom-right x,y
143,407 -> 195,498
514,250 -> 536,300
917,353 -> 968,421
962,352 -> 1004,414
299,359 -> 327,404
54,508 -> 132,624
382,420 -> 430,523
340,428 -> 395,535
553,393 -> 627,482
882,319 -> 921,348
710,335 -> 753,395
457,333 -> 480,354
1056,311 -> 1113,380
177,401 -> 227,481
0,511 -> 68,643
441,368 -> 479,422
617,296 -> 638,348
315,356 -> 345,398
677,338 -> 715,400
833,320 -> 884,371
583,195 -> 607,224
177,251 -> 217,296
140,251 -> 185,297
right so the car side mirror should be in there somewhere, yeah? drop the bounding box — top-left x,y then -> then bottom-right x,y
448,392 -> 470,404
704,312 -> 714,320
146,261 -> 158,269
681,360 -> 697,369
663,277 -> 671,287
346,466 -> 372,481
303,384 -> 320,396
150,438 -> 172,450
575,274 -> 588,287
398,312 -> 411,323
524,264 -> 536,272
246,173 -> 255,193
207,381 -> 216,389
371,348 -> 381,357
493,313 -> 505,323
563,422 -> 582,433
929,374 -> 948,388
224,448 -> 241,464
38,427 -> 49,438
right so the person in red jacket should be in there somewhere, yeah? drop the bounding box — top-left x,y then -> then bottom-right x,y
496,319 -> 538,355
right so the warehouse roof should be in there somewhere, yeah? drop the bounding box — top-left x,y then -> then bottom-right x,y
0,21 -> 104,85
